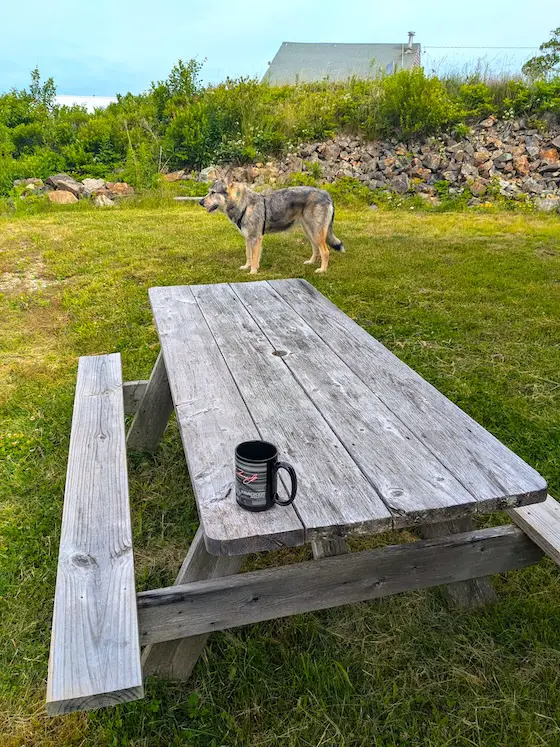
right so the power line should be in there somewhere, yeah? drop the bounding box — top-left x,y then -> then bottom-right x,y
424,46 -> 537,50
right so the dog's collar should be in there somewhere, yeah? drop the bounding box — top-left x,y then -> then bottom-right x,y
235,205 -> 247,229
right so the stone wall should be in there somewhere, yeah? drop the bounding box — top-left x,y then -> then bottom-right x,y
206,116 -> 560,211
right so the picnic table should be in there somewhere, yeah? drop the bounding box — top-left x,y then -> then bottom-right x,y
46,279 -> 558,715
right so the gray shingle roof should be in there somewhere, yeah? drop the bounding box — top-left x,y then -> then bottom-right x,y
263,42 -> 421,85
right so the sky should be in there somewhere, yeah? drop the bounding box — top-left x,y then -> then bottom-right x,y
0,0 -> 553,96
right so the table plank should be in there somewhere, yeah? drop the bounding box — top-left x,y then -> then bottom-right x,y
192,283 -> 393,539
149,285 -> 304,555
232,281 -> 477,527
270,279 -> 547,511
46,354 -> 143,715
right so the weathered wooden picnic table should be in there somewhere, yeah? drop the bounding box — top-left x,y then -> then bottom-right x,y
47,279 -> 558,716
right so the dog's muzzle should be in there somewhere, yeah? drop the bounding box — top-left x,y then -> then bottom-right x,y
199,198 -> 206,207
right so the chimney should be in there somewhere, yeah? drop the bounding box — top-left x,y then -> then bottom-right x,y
406,31 -> 415,52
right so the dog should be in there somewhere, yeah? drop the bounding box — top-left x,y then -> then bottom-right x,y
199,181 -> 344,273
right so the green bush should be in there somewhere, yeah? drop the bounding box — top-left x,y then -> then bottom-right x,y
458,83 -> 496,117
0,62 -> 559,196
363,69 -> 459,139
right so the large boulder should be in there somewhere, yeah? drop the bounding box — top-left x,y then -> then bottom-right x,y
48,190 -> 78,204
198,165 -> 219,182
92,193 -> 115,207
390,173 -> 410,193
106,181 -> 135,197
46,173 -> 83,197
163,170 -> 187,182
14,178 -> 44,187
534,196 -> 560,213
82,178 -> 106,196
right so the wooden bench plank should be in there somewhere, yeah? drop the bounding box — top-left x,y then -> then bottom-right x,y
232,281 -> 477,528
271,279 -> 547,512
508,495 -> 560,565
46,354 -> 143,715
149,286 -> 304,555
137,525 -> 543,645
191,283 -> 393,539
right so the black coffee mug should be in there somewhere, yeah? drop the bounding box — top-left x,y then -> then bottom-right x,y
235,441 -> 297,512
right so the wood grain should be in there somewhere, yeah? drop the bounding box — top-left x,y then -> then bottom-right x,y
123,380 -> 148,414
46,354 -> 143,716
508,495 -> 560,566
192,283 -> 393,540
233,281 -> 477,528
149,285 -> 304,555
142,528 -> 243,680
418,518 -> 497,607
137,525 -> 543,645
126,352 -> 174,452
271,279 -> 547,512
311,537 -> 350,559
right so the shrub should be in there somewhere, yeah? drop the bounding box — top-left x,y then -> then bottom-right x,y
363,68 -> 459,139
458,83 -> 496,117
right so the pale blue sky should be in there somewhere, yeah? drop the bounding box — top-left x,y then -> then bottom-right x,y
0,0 -> 553,95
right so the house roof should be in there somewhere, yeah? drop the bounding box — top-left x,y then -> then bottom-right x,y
263,41 -> 421,85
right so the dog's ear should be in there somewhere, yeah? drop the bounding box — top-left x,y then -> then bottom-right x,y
212,179 -> 228,194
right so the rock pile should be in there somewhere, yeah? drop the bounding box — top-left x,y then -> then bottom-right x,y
202,117 -> 560,210
13,174 -> 134,206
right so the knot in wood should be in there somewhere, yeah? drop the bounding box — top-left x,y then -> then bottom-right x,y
71,552 -> 97,569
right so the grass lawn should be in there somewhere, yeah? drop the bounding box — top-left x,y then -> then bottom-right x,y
0,200 -> 559,746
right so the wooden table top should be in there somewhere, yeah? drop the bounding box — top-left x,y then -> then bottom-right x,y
150,279 -> 547,556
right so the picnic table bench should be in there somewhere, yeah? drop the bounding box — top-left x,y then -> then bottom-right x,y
46,279 -> 558,715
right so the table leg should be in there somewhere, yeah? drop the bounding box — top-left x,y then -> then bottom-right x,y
311,537 -> 349,559
141,527 -> 244,681
127,351 -> 174,452
419,518 -> 497,608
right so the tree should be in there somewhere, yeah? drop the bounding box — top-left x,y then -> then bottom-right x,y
522,28 -> 560,80
29,67 -> 57,109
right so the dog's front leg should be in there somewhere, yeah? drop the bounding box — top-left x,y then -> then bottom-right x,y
249,237 -> 263,274
239,240 -> 252,271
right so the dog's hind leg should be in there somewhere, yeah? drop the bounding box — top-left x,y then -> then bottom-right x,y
239,240 -> 252,271
316,234 -> 330,273
301,222 -> 320,265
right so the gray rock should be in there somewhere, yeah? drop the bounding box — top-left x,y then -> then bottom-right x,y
534,196 -> 560,213
198,165 -> 219,182
14,178 -> 44,187
46,173 -> 84,197
390,173 -> 410,193
92,193 -> 115,207
423,153 -> 441,171
522,177 -> 544,194
82,178 -> 106,196
551,135 -> 560,149
442,170 -> 458,183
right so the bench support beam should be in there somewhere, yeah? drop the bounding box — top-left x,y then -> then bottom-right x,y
418,518 -> 498,608
142,528 -> 243,681
127,352 -> 174,451
137,525 -> 542,648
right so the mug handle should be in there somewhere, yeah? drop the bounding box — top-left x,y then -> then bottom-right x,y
273,462 -> 298,506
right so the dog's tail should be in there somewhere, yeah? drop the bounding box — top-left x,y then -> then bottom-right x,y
326,204 -> 345,252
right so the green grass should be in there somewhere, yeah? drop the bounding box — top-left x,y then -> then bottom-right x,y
0,201 -> 559,746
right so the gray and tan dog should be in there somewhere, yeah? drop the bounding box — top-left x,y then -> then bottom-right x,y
199,181 -> 344,273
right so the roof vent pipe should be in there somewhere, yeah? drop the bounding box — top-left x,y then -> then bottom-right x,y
406,31 -> 415,52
